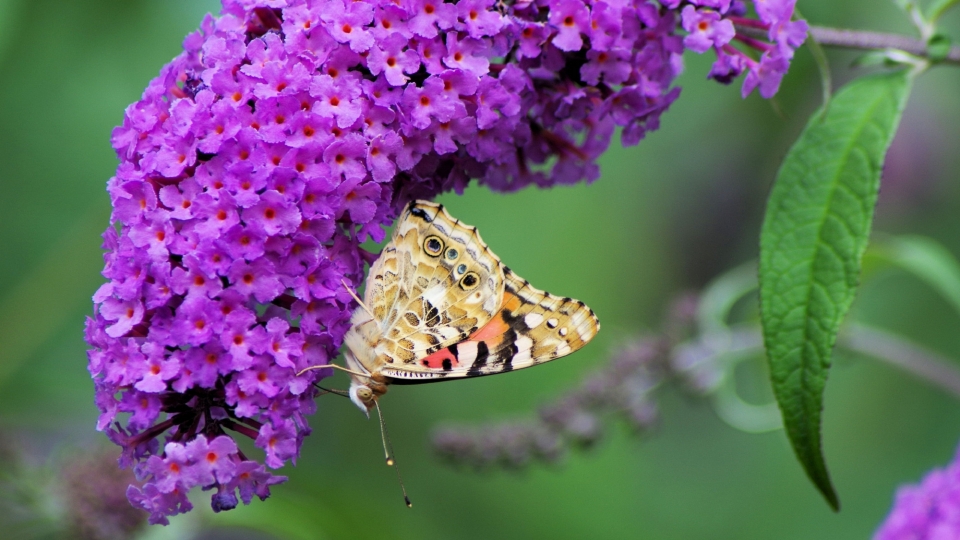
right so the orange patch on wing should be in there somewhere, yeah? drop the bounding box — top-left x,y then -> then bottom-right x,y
500,291 -> 523,312
467,292 -> 521,341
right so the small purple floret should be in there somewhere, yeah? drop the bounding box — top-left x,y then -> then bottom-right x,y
681,6 -> 734,53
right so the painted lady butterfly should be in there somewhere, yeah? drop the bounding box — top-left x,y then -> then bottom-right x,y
338,200 -> 600,415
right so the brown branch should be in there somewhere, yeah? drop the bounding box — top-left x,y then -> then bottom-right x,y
736,24 -> 960,65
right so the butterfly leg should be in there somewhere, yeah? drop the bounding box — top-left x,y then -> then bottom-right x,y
297,362 -> 372,379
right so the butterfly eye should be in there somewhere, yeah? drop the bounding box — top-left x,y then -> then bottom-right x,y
456,263 -> 467,274
446,248 -> 459,260
423,235 -> 444,257
459,271 -> 480,290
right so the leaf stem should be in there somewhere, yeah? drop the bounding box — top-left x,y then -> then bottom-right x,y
735,24 -> 960,65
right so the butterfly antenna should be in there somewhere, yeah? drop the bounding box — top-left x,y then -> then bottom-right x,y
341,279 -> 377,321
374,401 -> 412,508
313,384 -> 350,398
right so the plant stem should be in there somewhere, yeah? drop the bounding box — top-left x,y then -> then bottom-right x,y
720,325 -> 960,400
840,323 -> 960,399
735,24 -> 960,65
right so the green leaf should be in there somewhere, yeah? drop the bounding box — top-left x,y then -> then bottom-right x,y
851,51 -> 913,69
759,71 -> 913,511
865,235 -> 960,318
928,0 -> 960,22
927,33 -> 954,63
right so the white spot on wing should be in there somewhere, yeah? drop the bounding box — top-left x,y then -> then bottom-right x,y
578,326 -> 594,342
422,285 -> 447,307
556,342 -> 571,356
547,318 -> 559,328
458,341 -> 478,364
559,327 -> 568,337
524,313 -> 544,328
513,336 -> 533,365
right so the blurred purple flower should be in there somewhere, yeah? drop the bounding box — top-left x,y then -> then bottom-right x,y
875,444 -> 960,539
88,0 -> 804,525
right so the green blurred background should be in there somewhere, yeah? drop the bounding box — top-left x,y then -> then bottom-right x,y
1,0 -> 959,538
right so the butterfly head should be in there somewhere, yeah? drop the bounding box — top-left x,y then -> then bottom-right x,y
348,377 -> 389,417
349,382 -> 375,417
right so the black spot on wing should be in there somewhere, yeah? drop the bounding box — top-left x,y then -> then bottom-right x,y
497,328 -> 517,372
501,307 -> 527,332
423,299 -> 440,327
441,358 -> 453,371
467,341 -> 489,376
409,205 -> 433,222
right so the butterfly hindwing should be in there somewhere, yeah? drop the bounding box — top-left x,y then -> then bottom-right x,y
381,266 -> 600,381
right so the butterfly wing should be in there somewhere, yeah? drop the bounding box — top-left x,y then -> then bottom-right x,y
381,266 -> 600,381
362,201 -> 505,368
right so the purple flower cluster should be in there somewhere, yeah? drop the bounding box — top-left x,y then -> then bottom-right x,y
86,0 -> 805,525
675,0 -> 808,98
875,444 -> 960,540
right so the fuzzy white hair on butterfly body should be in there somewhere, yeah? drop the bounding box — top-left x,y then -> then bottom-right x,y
343,309 -> 382,416
348,381 -> 372,418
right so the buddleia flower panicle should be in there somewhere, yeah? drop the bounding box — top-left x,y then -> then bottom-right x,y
87,0 -> 805,523
874,444 -> 960,540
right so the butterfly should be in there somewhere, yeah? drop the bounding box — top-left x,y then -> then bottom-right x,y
336,200 -> 600,415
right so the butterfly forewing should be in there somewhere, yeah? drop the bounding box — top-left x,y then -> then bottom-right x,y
362,202 -> 505,368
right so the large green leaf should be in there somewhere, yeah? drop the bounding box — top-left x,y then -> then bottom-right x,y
759,71 -> 913,511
